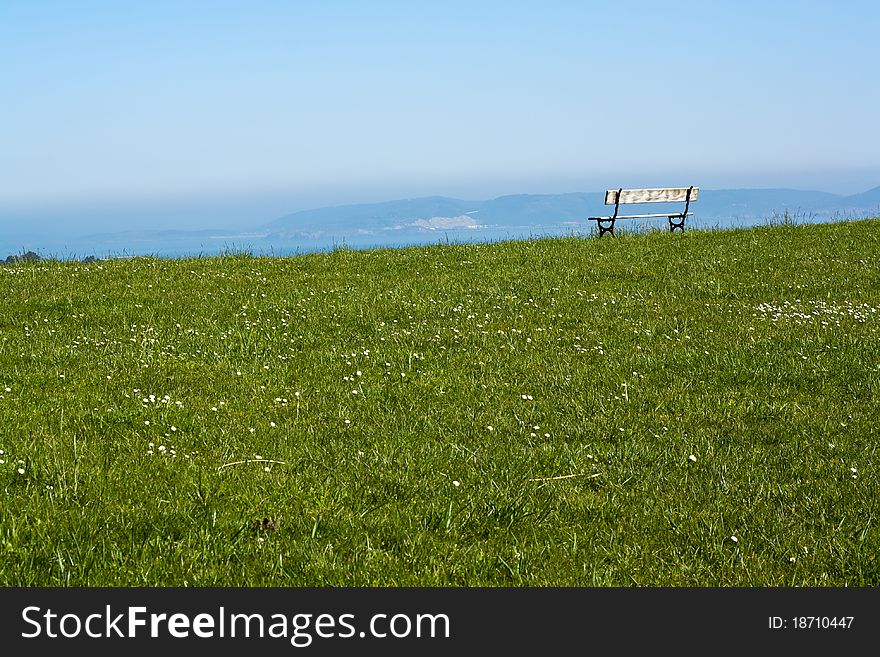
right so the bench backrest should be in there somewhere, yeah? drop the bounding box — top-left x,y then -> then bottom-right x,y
605,187 -> 699,205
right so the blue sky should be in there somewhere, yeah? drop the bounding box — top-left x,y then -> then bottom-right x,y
1,0 -> 879,229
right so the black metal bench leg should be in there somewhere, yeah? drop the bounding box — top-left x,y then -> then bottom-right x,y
668,216 -> 685,232
597,219 -> 615,237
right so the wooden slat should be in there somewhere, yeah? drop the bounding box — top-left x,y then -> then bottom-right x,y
588,212 -> 693,221
605,187 -> 699,205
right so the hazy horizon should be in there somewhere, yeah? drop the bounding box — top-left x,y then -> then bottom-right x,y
3,176 -> 879,238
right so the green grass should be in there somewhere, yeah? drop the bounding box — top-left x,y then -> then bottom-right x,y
1,220 -> 878,586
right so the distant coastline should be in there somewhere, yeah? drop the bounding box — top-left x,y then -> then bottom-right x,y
2,186 -> 878,261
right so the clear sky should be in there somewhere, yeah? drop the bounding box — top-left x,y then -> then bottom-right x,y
2,0 -> 879,229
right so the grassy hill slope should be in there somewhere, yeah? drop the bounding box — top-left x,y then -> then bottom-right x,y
1,220 -> 878,586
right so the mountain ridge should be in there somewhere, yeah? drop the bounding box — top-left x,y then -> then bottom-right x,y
260,186 -> 879,237
5,186 -> 878,259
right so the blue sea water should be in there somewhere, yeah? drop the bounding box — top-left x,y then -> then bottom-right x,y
0,213 -> 861,262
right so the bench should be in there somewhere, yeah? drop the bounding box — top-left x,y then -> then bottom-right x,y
588,186 -> 699,237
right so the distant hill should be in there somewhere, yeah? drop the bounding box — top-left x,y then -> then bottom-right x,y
261,187 -> 880,238
261,196 -> 478,236
843,185 -> 880,208
261,192 -> 610,237
4,186 -> 878,259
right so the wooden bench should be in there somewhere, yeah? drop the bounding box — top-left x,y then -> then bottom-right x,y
588,186 -> 698,237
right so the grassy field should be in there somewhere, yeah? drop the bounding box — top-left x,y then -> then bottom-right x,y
1,220 -> 878,586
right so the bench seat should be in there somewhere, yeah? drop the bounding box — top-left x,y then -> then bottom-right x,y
588,186 -> 698,237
